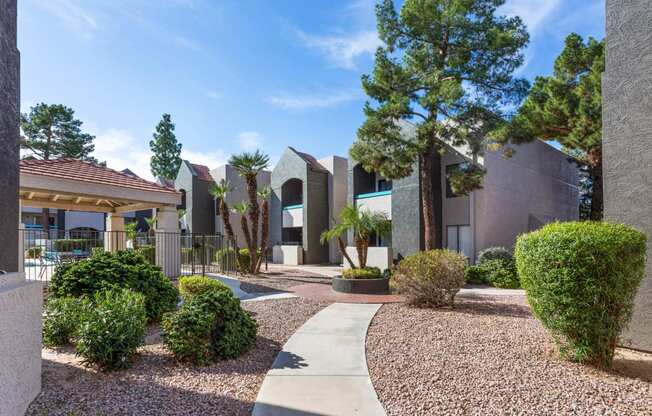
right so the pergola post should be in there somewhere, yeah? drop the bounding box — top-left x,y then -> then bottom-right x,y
156,206 -> 181,278
104,213 -> 126,252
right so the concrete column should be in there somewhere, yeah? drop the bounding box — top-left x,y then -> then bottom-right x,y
155,206 -> 181,278
104,213 -> 126,252
603,0 -> 652,352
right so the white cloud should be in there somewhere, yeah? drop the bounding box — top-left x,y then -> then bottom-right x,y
174,35 -> 202,52
298,30 -> 381,70
91,128 -> 227,182
499,0 -> 563,35
35,0 -> 99,38
264,89 -> 360,110
238,131 -> 263,150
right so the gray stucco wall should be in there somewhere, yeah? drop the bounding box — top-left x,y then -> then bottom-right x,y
603,0 -> 652,352
0,0 -> 20,272
192,177 -> 215,235
271,148 -> 329,264
473,140 -> 579,261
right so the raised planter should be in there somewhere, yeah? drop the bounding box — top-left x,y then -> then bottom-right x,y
332,276 -> 389,294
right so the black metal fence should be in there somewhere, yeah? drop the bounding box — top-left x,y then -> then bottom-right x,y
20,229 -> 237,283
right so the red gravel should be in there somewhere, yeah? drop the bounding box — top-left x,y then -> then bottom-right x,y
366,297 -> 652,415
27,297 -> 328,416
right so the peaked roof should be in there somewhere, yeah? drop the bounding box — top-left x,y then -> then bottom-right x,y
20,158 -> 178,194
288,147 -> 329,173
184,161 -> 215,182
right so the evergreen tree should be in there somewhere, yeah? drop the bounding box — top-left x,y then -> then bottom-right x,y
351,0 -> 529,250
495,34 -> 604,219
20,103 -> 97,233
150,114 -> 182,180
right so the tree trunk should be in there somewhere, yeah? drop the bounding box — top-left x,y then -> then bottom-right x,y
245,176 -> 259,274
255,200 -> 269,273
587,147 -> 603,221
219,201 -> 243,272
338,236 -> 356,269
240,216 -> 253,274
355,236 -> 365,268
421,143 -> 436,250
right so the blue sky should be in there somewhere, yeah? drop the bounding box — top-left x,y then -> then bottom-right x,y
18,0 -> 605,180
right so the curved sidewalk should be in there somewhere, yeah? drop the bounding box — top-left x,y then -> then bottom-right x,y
252,303 -> 386,416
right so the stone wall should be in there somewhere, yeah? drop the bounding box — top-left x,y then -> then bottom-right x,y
0,0 -> 20,272
603,0 -> 652,352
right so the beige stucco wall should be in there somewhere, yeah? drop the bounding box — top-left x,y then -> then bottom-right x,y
0,273 -> 42,416
472,140 -> 580,260
318,156 -> 349,264
344,247 -> 393,272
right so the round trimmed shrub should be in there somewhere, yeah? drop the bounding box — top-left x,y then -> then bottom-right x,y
477,246 -> 513,264
162,289 -> 257,365
75,289 -> 147,371
393,249 -> 467,307
515,221 -> 647,368
42,297 -> 90,348
49,250 -> 178,321
179,275 -> 231,300
342,267 -> 382,279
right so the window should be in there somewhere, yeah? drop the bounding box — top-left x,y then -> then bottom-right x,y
447,225 -> 471,258
377,179 -> 392,192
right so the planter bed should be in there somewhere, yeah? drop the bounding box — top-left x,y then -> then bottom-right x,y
366,296 -> 652,415
27,297 -> 328,416
332,276 -> 389,294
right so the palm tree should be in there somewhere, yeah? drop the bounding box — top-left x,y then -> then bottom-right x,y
232,201 -> 253,273
209,180 -> 237,249
228,150 -> 270,274
255,186 -> 272,273
144,215 -> 157,236
320,204 -> 391,269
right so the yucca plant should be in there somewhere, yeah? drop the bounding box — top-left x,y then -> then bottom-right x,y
228,150 -> 270,274
320,204 -> 390,269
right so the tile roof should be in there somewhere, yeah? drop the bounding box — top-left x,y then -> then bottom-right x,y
189,163 -> 215,182
20,158 -> 179,194
289,147 -> 329,173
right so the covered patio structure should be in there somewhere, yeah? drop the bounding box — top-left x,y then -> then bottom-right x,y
19,158 -> 182,277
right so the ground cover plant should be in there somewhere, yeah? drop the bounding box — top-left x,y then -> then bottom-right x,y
393,249 -> 467,307
49,250 -> 178,321
342,267 -> 382,279
515,221 -> 646,368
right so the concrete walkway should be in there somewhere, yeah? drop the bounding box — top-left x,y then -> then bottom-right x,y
205,273 -> 297,302
252,303 -> 386,416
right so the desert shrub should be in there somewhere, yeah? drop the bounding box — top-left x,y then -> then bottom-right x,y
393,249 -> 467,307
75,289 -> 147,371
477,246 -> 513,264
342,267 -> 382,279
179,275 -> 231,300
42,297 -> 90,347
465,264 -> 490,285
25,247 -> 43,259
49,250 -> 178,321
162,290 -> 257,365
238,248 -> 251,273
466,259 -> 519,288
516,221 -> 647,368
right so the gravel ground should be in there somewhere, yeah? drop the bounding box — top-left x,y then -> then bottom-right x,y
366,296 -> 652,416
28,297 -> 328,416
238,266 -> 331,293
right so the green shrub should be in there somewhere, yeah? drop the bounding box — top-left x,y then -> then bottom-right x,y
515,221 -> 647,368
134,245 -> 155,264
215,247 -> 237,269
162,290 -> 257,365
49,250 -> 178,321
393,250 -> 467,307
484,259 -> 519,289
42,297 -> 90,347
342,267 -> 382,279
238,248 -> 251,273
75,289 -> 147,371
25,247 -> 43,259
477,246 -> 513,264
179,275 -> 231,300
465,264 -> 490,285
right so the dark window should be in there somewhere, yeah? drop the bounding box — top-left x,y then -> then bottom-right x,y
377,179 -> 392,192
179,189 -> 187,210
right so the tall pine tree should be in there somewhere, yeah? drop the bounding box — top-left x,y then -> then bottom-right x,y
150,113 -> 182,180
495,34 -> 604,219
20,103 -> 97,233
351,0 -> 529,250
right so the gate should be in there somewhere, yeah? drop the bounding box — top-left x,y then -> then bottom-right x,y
180,233 -> 237,276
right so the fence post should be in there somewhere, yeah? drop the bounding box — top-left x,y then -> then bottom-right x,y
155,206 -> 181,278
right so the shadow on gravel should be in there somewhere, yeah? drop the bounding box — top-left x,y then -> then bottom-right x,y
451,299 -> 532,319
